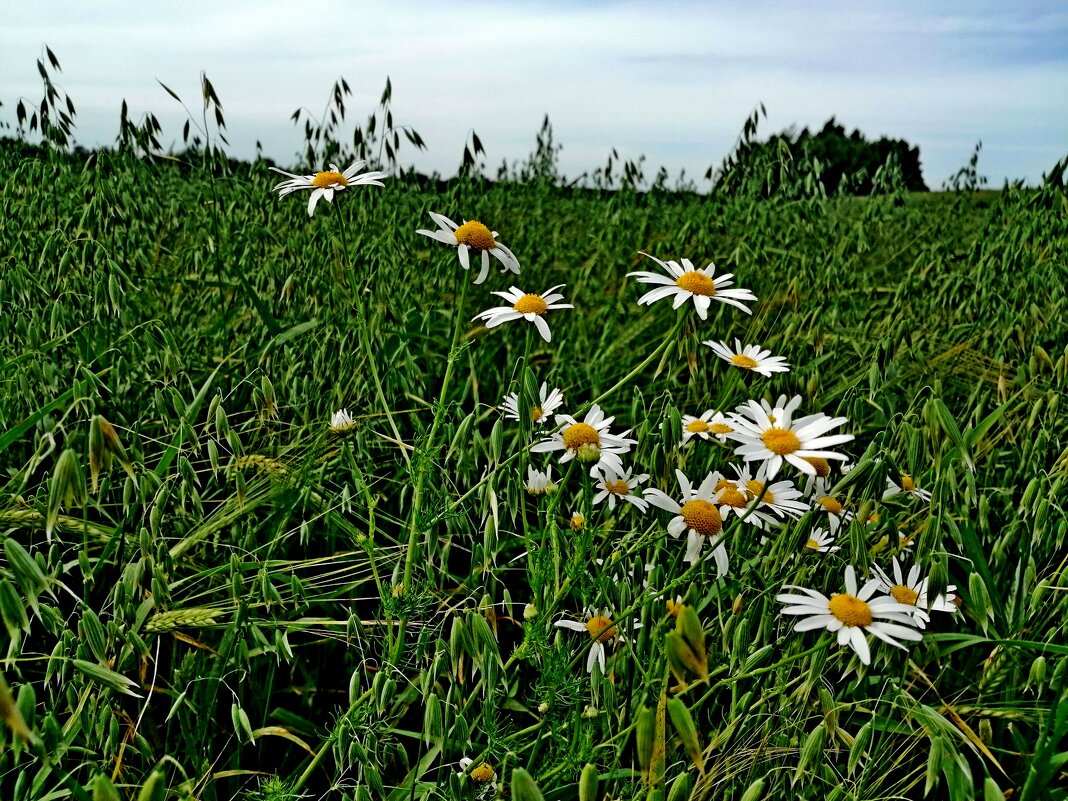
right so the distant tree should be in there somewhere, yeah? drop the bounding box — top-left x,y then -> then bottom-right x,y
713,115 -> 928,197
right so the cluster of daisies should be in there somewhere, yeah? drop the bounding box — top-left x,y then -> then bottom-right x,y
271,161 -> 957,673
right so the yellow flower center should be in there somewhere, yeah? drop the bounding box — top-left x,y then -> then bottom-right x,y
666,599 -> 682,618
730,354 -> 759,369
585,615 -> 617,643
868,511 -> 881,525
686,419 -> 710,433
817,496 -> 844,515
680,499 -> 723,537
530,406 -> 544,423
562,422 -> 600,451
828,593 -> 873,627
804,457 -> 831,477
745,480 -> 776,504
453,220 -> 497,251
470,763 -> 496,784
901,474 -> 916,493
709,422 -> 733,435
805,538 -> 822,550
714,479 -> 748,508
675,271 -> 717,296
605,479 -> 631,496
513,294 -> 548,315
312,170 -> 348,188
761,427 -> 800,455
570,513 -> 586,532
890,584 -> 919,606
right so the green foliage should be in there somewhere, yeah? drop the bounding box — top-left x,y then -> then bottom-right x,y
1,114 -> 1067,801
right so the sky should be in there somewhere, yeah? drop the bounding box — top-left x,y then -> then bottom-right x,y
3,1 -> 1066,188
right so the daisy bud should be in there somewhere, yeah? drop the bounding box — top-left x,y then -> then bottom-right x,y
537,701 -> 549,714
511,769 -> 545,801
579,764 -> 599,801
569,513 -> 586,532
576,442 -> 601,464
582,704 -> 599,718
523,603 -> 537,620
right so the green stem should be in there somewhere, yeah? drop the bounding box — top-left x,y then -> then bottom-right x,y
391,274 -> 469,663
590,314 -> 686,408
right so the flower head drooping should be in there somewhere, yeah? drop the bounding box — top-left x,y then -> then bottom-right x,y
270,161 -> 387,216
329,409 -> 356,434
804,526 -> 840,554
883,473 -> 933,503
870,558 -> 957,628
554,608 -> 641,674
501,383 -> 565,427
417,212 -> 521,284
591,465 -> 650,513
703,338 -> 791,377
680,409 -> 735,446
628,253 -> 757,319
524,465 -> 557,496
644,469 -> 729,574
776,565 -> 923,665
728,396 -> 854,479
473,285 -> 573,343
531,404 -> 637,476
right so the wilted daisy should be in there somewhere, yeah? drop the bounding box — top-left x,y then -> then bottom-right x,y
554,608 -> 639,674
883,473 -> 933,503
473,285 -> 572,343
458,757 -> 497,789
776,565 -> 923,665
591,466 -> 650,512
501,383 -> 564,426
681,410 -> 735,445
524,466 -> 557,496
804,527 -> 840,554
417,212 -> 521,284
270,161 -> 387,216
328,409 -> 355,433
628,253 -> 757,319
813,494 -> 855,532
871,558 -> 957,629
644,469 -> 729,573
729,396 -> 854,479
704,339 -> 790,377
531,404 -> 636,476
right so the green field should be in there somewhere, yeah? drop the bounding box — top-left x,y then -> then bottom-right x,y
1,137 -> 1066,801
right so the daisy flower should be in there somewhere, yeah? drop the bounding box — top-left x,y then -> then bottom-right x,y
728,396 -> 854,479
473,285 -> 572,343
569,512 -> 586,531
703,339 -> 790,377
681,410 -> 735,445
644,469 -> 729,573
870,558 -> 958,629
524,466 -> 557,496
417,212 -> 521,284
329,409 -> 355,433
501,383 -> 564,426
531,404 -> 637,476
732,463 -> 811,526
882,473 -> 933,503
554,608 -> 639,674
458,758 -> 497,789
776,565 -> 923,665
627,253 -> 757,320
813,494 -> 855,532
270,160 -> 387,216
591,466 -> 650,513
804,527 -> 840,554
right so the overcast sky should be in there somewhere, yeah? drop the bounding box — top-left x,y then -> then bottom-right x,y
4,1 -> 1066,188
